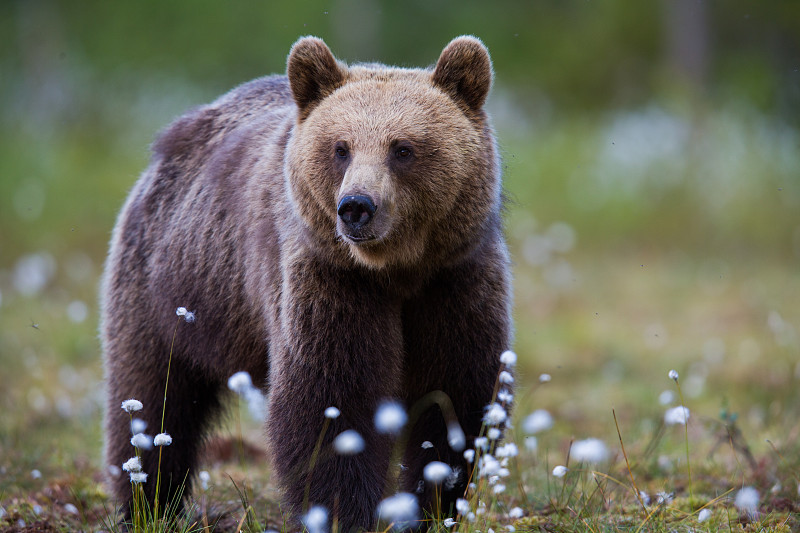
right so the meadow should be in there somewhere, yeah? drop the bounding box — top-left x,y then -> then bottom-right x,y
1,2 -> 799,531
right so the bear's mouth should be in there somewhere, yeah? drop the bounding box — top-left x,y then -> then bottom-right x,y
343,233 -> 377,244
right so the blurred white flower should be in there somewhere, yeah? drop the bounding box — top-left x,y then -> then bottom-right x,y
377,493 -> 418,529
639,491 -> 650,506
32,505 -> 42,515
500,350 -> 517,366
552,465 -> 568,478
183,311 -> 195,323
122,457 -> 141,472
508,507 -> 523,519
498,371 -> 514,384
455,498 -> 470,515
324,406 -> 340,419
130,472 -> 148,484
474,436 -> 489,451
64,503 -> 79,515
131,418 -> 147,434
463,449 -> 475,463
698,508 -> 711,522
734,486 -> 759,517
522,409 -> 553,434
333,430 -> 365,455
421,440 -> 434,449
571,438 -> 609,463
656,491 -> 673,505
199,470 -> 210,491
658,390 -> 674,405
176,307 -> 187,316
154,433 -> 172,446
375,401 -> 407,435
497,390 -> 513,403
668,369 -> 679,381
443,517 -> 456,527
121,399 -> 143,413
447,422 -> 466,451
539,373 -> 551,383
227,371 -> 253,395
423,461 -> 452,483
31,469 -> 42,479
302,505 -> 328,533
484,403 -> 508,426
478,454 -> 501,477
487,428 -> 501,440
664,406 -> 690,425
524,436 -> 538,452
130,433 -> 153,450
493,483 -> 506,494
495,442 -> 519,458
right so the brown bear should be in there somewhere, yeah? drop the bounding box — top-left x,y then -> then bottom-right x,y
102,35 -> 511,532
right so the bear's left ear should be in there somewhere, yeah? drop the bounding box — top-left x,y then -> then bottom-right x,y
432,36 -> 493,112
287,36 -> 347,120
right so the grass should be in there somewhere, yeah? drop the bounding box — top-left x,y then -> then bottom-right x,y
1,89 -> 799,531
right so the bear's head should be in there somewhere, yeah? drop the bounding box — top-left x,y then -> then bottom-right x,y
285,36 -> 500,270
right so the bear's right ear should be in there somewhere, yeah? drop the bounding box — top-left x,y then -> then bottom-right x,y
287,37 -> 347,120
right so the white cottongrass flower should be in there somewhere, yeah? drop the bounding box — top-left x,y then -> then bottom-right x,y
656,491 -> 673,505
539,373 -> 552,383
522,409 -> 553,434
639,491 -> 650,506
421,440 -> 434,449
664,406 -> 690,425
474,436 -> 489,451
498,371 -> 514,384
227,371 -> 253,395
64,503 -> 79,515
552,465 -> 568,477
443,517 -> 456,528
487,427 -> 501,440
484,403 -> 508,425
199,470 -> 210,491
176,307 -> 187,316
455,498 -> 470,515
333,429 -> 365,455
570,438 -> 609,463
176,307 -> 196,323
466,512 -> 476,522
108,465 -> 121,478
506,526 -> 515,532
121,399 -> 143,413
668,369 -> 679,381
324,406 -> 340,419
423,461 -> 452,483
493,483 -> 506,494
500,350 -> 517,366
130,472 -> 148,484
31,469 -> 42,479
508,507 -> 524,519
154,433 -> 172,446
0,507 -> 6,520
463,449 -> 475,463
478,454 -> 501,477
302,505 -> 328,533
495,442 -> 519,458
375,401 -> 407,435
497,389 -> 513,403
524,436 -> 538,451
32,505 -> 42,515
376,492 -> 418,528
447,422 -> 466,451
131,418 -> 147,434
122,457 -> 141,472
658,390 -> 675,405
698,508 -> 711,522
130,433 -> 153,450
734,486 -> 759,517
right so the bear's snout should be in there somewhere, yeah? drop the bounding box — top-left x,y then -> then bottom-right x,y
337,195 -> 376,238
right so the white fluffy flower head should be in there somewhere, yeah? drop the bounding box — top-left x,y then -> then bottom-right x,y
697,508 -> 711,523
375,401 -> 407,435
333,430 -> 365,455
154,433 -> 172,446
734,486 -> 759,516
227,371 -> 253,395
498,370 -> 514,384
302,505 -> 328,533
130,433 -> 153,450
484,403 -> 508,426
570,438 -> 609,463
539,373 -> 552,383
499,350 -> 517,366
523,409 -> 554,434
552,465 -> 568,478
130,472 -> 148,484
324,406 -> 340,419
377,492 -> 418,529
122,456 -> 141,472
664,406 -> 690,425
121,399 -> 143,413
423,461 -> 452,484
668,369 -> 679,381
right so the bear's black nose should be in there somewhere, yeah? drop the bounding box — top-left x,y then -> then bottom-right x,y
337,195 -> 376,229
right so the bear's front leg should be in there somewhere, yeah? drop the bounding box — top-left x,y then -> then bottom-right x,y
267,256 -> 404,533
400,246 -> 512,518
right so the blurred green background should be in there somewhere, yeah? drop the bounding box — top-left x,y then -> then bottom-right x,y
1,0 -> 798,505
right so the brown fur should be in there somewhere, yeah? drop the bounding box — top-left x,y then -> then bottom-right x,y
102,36 -> 512,532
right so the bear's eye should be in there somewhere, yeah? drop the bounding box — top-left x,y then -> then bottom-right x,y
395,147 -> 412,159
335,145 -> 349,159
